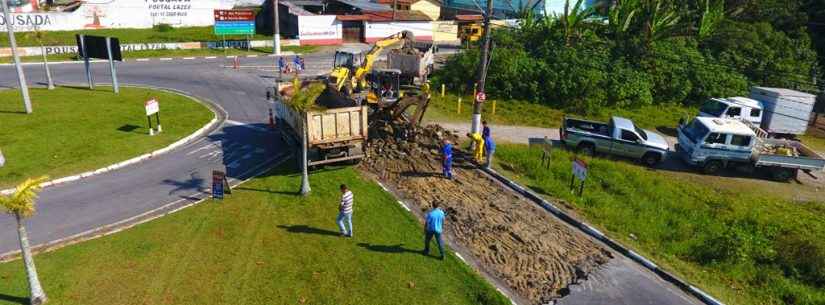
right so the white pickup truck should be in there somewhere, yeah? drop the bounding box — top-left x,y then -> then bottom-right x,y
677,117 -> 825,181
560,116 -> 670,166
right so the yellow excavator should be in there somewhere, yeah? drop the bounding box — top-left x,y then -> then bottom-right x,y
326,31 -> 432,128
328,31 -> 413,96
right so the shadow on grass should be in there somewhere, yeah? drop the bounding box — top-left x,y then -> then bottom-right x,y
277,225 -> 340,237
356,243 -> 422,255
0,293 -> 29,305
117,124 -> 142,133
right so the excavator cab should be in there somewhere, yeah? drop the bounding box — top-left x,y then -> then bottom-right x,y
366,69 -> 402,105
330,48 -> 365,94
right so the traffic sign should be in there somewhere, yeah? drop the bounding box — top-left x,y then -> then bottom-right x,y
214,21 -> 255,35
476,91 -> 486,103
145,99 -> 159,116
572,158 -> 587,181
214,10 -> 256,35
214,10 -> 255,21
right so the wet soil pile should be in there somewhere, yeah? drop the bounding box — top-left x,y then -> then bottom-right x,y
359,123 -> 613,305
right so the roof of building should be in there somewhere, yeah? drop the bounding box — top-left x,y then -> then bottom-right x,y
286,0 -> 325,7
336,10 -> 433,21
611,117 -> 635,131
281,1 -> 316,16
374,0 -> 442,4
454,14 -> 483,21
695,117 -> 756,136
336,0 -> 393,12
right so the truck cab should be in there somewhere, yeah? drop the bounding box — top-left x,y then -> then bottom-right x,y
698,97 -> 763,125
677,117 -> 756,173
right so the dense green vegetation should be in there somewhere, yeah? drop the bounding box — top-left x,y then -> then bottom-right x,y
0,87 -> 213,188
434,0 -> 824,114
0,166 -> 508,305
0,26 -> 274,48
495,144 -> 825,305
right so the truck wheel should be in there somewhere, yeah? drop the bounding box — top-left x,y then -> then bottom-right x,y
771,168 -> 797,182
702,160 -> 723,175
641,153 -> 661,167
577,143 -> 595,157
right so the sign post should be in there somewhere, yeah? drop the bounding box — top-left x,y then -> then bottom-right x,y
570,158 -> 587,196
475,91 -> 486,104
145,98 -> 161,136
76,35 -> 122,93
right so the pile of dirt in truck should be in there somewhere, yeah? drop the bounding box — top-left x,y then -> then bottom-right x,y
359,122 -> 612,305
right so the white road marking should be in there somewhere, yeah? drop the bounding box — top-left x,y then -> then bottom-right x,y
225,119 -> 272,133
246,55 -> 259,58
199,150 -> 222,159
186,143 -> 218,155
205,56 -> 217,59
183,57 -> 196,60
159,58 -> 173,61
136,58 -> 150,62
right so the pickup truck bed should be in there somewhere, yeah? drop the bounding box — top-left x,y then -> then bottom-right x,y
754,138 -> 825,171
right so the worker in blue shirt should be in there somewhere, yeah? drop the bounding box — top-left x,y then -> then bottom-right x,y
482,120 -> 491,139
423,201 -> 446,260
441,139 -> 453,179
484,134 -> 495,169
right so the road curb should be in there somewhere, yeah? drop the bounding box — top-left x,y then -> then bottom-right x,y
480,167 -> 726,305
0,84 -> 227,196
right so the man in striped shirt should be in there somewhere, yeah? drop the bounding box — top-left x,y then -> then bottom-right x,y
337,184 -> 354,238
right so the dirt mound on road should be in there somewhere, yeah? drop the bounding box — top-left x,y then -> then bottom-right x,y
359,123 -> 612,305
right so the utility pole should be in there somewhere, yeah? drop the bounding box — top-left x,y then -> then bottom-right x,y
471,0 -> 493,134
273,0 -> 281,55
1,0 -> 33,114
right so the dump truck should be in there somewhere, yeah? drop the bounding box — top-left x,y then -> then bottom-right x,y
386,41 -> 434,85
274,82 -> 368,166
560,116 -> 670,166
676,117 -> 825,181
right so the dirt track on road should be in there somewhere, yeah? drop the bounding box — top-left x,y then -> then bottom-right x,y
359,123 -> 612,305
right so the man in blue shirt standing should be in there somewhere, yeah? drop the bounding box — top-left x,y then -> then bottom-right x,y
441,139 -> 453,179
423,201 -> 446,259
484,134 -> 495,169
482,120 -> 491,139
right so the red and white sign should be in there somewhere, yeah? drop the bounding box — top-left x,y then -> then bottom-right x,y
476,91 -> 486,103
145,99 -> 159,116
572,158 -> 587,181
213,9 -> 255,21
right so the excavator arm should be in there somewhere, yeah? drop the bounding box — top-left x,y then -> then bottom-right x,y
329,31 -> 413,93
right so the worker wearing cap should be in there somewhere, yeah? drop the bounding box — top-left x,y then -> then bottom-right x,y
441,139 -> 453,179
468,133 -> 485,164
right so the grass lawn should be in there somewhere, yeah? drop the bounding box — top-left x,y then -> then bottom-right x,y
0,86 -> 212,188
494,144 -> 825,305
0,26 -> 275,48
424,93 -> 695,131
0,46 -> 319,64
0,166 -> 509,305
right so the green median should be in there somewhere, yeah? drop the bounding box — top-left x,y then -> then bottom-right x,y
494,144 -> 825,305
0,166 -> 509,305
0,86 -> 213,188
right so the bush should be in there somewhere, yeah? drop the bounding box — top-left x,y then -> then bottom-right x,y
153,23 -> 174,32
775,233 -> 825,287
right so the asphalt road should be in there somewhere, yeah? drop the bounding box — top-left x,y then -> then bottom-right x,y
1,52 -> 702,305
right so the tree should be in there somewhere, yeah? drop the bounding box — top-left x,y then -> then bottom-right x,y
0,176 -> 49,305
640,0 -> 682,48
696,0 -> 725,41
607,0 -> 641,38
559,0 -> 596,46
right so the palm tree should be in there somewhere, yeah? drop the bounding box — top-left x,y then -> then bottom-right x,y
0,176 -> 49,305
697,0 -> 725,42
640,0 -> 681,47
608,0 -> 641,38
559,0 -> 596,46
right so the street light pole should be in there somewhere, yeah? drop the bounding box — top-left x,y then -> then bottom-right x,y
273,0 -> 281,55
471,0 -> 493,134
1,0 -> 33,114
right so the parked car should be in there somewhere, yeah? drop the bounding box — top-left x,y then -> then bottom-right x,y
676,117 -> 825,181
560,116 -> 670,166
